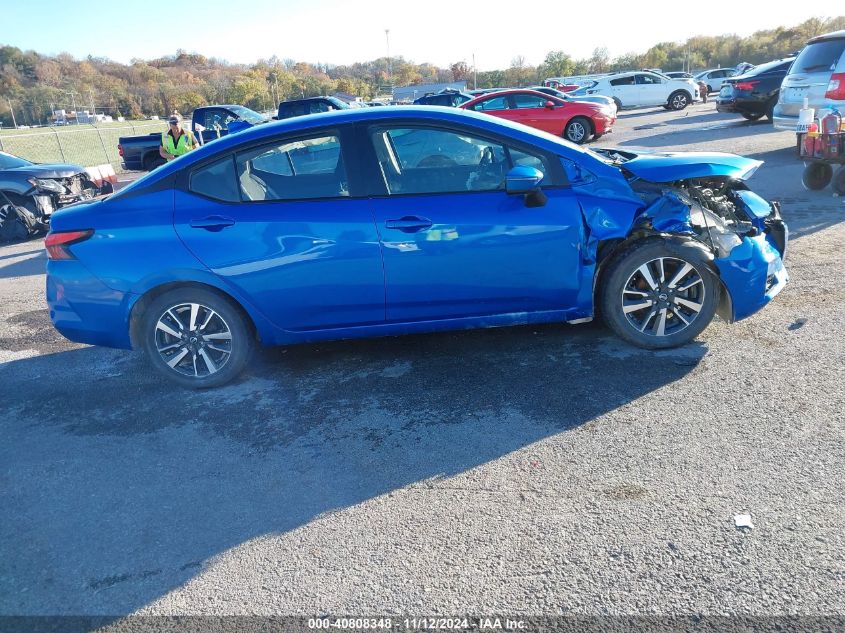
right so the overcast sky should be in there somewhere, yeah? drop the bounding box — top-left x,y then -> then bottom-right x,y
0,1 -> 823,70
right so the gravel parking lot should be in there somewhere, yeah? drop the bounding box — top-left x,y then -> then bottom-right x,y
1,102 -> 844,620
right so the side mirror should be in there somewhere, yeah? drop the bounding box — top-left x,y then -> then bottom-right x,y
544,100 -> 556,109
506,166 -> 547,208
506,165 -> 544,194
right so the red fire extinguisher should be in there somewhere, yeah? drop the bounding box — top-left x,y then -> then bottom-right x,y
821,110 -> 841,158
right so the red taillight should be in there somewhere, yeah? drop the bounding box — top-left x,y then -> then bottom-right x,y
825,73 -> 845,100
118,144 -> 124,157
735,81 -> 760,91
45,230 -> 93,260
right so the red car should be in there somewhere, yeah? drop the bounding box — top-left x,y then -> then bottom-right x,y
460,89 -> 615,144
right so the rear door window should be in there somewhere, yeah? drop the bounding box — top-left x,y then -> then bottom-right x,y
190,156 -> 240,202
512,94 -> 548,108
235,134 -> 348,201
468,96 -> 510,111
610,76 -> 635,86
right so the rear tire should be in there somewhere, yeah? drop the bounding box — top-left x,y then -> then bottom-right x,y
832,166 -> 845,196
600,240 -> 719,349
141,287 -> 254,389
802,163 -> 833,191
613,97 -> 622,111
143,154 -> 166,172
564,116 -> 592,144
765,97 -> 776,122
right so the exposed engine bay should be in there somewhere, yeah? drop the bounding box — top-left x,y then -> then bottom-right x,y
628,176 -> 787,260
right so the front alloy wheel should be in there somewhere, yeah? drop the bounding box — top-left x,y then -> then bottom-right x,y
601,241 -> 719,348
669,91 -> 690,110
621,257 -> 706,337
142,288 -> 253,388
564,117 -> 591,144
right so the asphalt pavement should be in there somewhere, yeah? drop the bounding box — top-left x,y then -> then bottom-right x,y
1,102 -> 843,622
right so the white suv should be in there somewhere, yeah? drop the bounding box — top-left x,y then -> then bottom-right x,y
774,30 -> 845,131
574,71 -> 700,110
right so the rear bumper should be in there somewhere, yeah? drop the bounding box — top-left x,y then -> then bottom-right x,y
716,97 -> 767,116
715,232 -> 788,322
46,261 -> 135,349
772,110 -> 798,131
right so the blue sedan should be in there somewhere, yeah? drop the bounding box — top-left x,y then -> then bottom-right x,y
45,107 -> 788,387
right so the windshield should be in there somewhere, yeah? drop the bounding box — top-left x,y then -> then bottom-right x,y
0,152 -> 32,169
793,38 -> 845,73
570,82 -> 597,95
327,97 -> 351,110
227,105 -> 268,125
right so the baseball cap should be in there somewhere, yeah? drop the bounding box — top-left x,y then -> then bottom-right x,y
168,115 -> 180,124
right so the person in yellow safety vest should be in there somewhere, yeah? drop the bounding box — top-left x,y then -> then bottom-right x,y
159,115 -> 197,162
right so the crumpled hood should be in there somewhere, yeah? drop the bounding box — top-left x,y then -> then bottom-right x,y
621,150 -> 763,182
4,164 -> 85,179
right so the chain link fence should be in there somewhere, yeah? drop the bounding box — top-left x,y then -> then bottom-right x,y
0,122 -> 166,172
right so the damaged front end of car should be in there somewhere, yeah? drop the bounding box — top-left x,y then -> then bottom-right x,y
613,150 -> 789,322
0,172 -> 102,242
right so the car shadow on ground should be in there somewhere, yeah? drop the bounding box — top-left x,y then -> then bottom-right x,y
0,314 -> 707,619
0,249 -> 46,280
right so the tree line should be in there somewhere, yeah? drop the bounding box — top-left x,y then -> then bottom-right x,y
0,16 -> 842,127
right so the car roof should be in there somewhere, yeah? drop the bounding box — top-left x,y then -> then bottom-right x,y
808,29 -> 845,43
462,88 -> 566,105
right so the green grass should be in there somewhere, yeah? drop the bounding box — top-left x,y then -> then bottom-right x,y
0,121 -> 166,170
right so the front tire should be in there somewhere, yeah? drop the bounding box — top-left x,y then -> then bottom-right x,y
600,240 -> 719,349
668,91 -> 691,110
741,112 -> 764,121
564,116 -> 592,144
141,288 -> 254,388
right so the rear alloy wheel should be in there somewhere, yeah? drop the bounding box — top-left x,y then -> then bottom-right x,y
142,288 -> 253,388
601,241 -> 719,348
564,117 -> 592,144
668,91 -> 691,110
802,163 -> 833,191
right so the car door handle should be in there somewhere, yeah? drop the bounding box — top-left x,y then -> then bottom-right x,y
190,215 -> 235,231
385,216 -> 433,232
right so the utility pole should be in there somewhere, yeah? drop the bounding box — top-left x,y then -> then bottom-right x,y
385,29 -> 391,86
65,91 -> 79,124
473,53 -> 477,90
7,98 -> 17,128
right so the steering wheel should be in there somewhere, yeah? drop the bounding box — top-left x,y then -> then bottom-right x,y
417,154 -> 457,168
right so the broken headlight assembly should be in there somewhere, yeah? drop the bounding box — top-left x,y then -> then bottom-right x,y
27,178 -> 66,194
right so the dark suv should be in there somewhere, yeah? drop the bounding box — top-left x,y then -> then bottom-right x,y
413,90 -> 473,107
716,57 -> 795,122
276,96 -> 352,120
